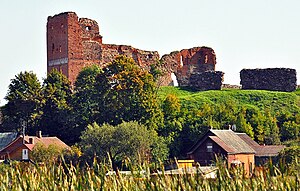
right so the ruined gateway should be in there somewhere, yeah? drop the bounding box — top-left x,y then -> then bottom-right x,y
47,12 -> 218,87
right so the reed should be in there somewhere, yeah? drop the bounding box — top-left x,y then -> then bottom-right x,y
0,158 -> 298,191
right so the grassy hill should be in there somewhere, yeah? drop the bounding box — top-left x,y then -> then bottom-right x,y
158,87 -> 300,115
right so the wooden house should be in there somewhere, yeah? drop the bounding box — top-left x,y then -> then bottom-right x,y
187,129 -> 285,175
187,129 -> 256,175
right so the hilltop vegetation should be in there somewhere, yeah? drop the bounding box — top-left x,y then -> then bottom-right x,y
157,87 -> 300,157
0,56 -> 299,164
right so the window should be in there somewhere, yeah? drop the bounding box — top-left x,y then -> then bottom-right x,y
22,149 -> 29,160
207,142 -> 213,152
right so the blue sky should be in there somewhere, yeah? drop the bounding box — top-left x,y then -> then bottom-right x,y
0,0 -> 299,104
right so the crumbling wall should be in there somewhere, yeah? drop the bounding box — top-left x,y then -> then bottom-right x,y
240,68 -> 297,92
47,12 -> 219,88
101,44 -> 159,69
160,47 -> 217,86
189,71 -> 224,91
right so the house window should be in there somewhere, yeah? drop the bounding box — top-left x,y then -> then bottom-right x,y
207,142 -> 213,152
22,149 -> 29,160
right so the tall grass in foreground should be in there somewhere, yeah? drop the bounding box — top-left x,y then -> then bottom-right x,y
0,159 -> 299,191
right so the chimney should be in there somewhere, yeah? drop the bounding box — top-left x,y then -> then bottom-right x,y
36,131 -> 42,138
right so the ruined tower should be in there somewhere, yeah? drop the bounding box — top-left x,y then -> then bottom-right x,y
47,12 -> 103,83
47,12 -> 159,84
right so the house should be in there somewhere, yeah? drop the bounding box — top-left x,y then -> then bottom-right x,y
187,129 -> 256,175
0,131 -> 69,161
187,129 -> 285,175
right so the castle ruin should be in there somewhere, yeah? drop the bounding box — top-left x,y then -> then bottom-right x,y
47,12 -> 219,87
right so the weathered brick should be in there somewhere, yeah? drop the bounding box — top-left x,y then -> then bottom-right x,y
47,12 -> 218,87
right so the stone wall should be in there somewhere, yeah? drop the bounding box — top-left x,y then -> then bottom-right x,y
189,71 -> 224,91
47,12 -> 218,87
240,68 -> 297,92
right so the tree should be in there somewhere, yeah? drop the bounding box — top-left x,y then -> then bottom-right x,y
160,94 -> 182,137
264,111 -> 281,145
80,121 -> 168,169
1,71 -> 42,133
39,69 -> 73,143
94,56 -> 163,129
236,107 -> 254,138
281,121 -> 299,141
72,65 -> 102,142
248,108 -> 265,144
31,143 -> 67,164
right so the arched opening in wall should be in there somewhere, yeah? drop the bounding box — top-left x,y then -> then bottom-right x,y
171,73 -> 178,86
59,45 -> 62,53
85,26 -> 91,31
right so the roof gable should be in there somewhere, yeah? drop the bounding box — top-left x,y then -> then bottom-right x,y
0,132 -> 18,150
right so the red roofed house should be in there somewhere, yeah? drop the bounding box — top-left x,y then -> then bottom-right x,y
187,129 -> 285,175
0,131 -> 69,161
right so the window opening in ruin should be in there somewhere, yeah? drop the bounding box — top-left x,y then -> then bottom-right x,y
180,55 -> 184,67
59,45 -> 62,53
205,55 -> 208,64
86,26 -> 91,31
52,43 -> 55,53
61,24 -> 64,28
171,73 -> 178,86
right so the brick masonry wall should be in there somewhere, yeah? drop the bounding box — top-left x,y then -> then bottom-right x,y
160,47 -> 216,86
47,12 -> 218,87
189,71 -> 224,91
240,68 -> 297,92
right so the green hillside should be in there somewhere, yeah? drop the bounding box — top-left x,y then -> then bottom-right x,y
157,87 -> 299,157
158,87 -> 300,115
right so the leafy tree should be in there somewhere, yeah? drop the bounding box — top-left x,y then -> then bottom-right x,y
281,121 -> 299,141
264,112 -> 281,145
248,108 -> 265,144
1,71 -> 42,133
236,107 -> 254,138
278,146 -> 300,165
39,69 -> 73,143
72,65 -> 102,142
31,143 -> 67,164
94,56 -> 163,129
160,94 -> 182,137
80,121 -> 168,169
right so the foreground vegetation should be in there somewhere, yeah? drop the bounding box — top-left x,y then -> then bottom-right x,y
0,158 -> 299,191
